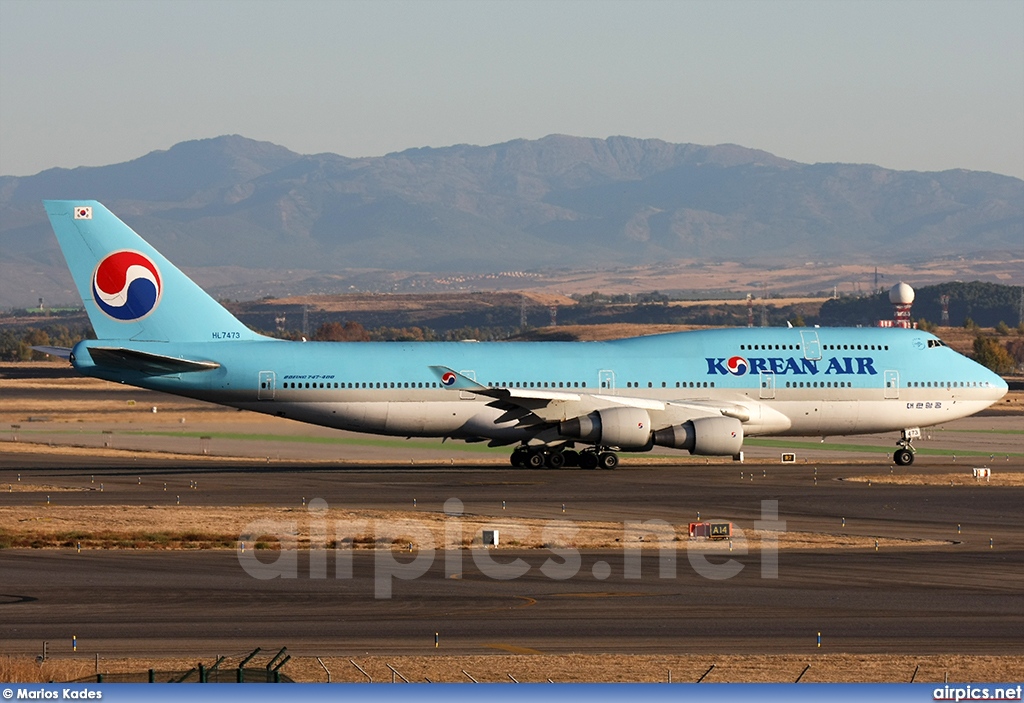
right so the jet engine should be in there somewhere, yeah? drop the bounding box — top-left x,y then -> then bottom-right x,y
651,416 -> 744,456
559,407 -> 652,449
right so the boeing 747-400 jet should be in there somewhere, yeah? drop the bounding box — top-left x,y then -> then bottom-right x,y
38,201 -> 1007,468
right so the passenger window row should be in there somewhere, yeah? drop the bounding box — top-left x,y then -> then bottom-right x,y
822,343 -> 888,351
624,381 -> 715,388
740,344 -> 799,350
738,343 -> 889,351
489,381 -> 586,388
283,381 -> 441,389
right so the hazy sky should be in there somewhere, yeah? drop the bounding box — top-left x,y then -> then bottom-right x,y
1,0 -> 1022,178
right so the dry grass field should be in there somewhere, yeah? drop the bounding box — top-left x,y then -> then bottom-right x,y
4,652 -> 1023,684
271,290 -> 577,313
0,499 -> 955,551
844,472 -> 1024,486
520,257 -> 1024,298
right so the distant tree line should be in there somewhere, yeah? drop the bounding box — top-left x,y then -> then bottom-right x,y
0,320 -> 517,359
0,325 -> 95,361
572,291 -> 672,305
973,337 -> 1022,375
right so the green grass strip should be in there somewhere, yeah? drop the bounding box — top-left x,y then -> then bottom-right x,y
12,427 -> 508,454
744,438 -> 1023,457
121,430 -> 509,454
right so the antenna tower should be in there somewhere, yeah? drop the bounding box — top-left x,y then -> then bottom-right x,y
760,283 -> 768,327
940,295 -> 950,326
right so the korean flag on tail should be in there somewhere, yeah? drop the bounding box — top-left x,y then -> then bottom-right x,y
74,206 -> 92,220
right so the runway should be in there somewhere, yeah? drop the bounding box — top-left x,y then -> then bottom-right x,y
2,460 -> 1023,658
2,547 -> 1023,657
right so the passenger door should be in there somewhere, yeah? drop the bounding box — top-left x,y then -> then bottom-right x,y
884,370 -> 899,399
258,371 -> 276,400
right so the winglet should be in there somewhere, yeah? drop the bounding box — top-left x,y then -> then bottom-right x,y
428,366 -> 486,391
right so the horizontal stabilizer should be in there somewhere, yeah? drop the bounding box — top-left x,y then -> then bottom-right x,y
31,346 -> 73,359
88,347 -> 221,375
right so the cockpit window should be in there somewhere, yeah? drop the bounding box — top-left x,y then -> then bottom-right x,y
927,339 -> 946,348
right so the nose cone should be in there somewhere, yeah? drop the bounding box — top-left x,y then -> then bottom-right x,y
975,363 -> 1009,404
989,372 -> 1009,399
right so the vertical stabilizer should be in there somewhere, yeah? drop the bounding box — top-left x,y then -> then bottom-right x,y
43,200 -> 260,342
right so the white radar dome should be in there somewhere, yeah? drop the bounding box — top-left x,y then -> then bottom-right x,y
889,282 -> 915,305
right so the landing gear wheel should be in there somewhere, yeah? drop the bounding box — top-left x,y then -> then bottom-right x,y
510,447 -> 529,467
545,452 -> 566,469
598,452 -> 619,470
561,450 -> 580,467
525,451 -> 546,468
579,452 -> 598,470
894,448 -> 915,466
524,450 -> 548,466
894,427 -> 920,467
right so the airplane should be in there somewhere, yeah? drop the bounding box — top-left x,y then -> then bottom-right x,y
37,200 -> 1007,469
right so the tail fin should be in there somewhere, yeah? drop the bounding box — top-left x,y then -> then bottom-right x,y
43,200 -> 259,343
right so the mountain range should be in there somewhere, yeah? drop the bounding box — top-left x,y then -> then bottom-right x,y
1,134 -> 1021,308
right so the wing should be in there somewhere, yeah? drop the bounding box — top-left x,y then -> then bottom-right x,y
428,365 -> 754,444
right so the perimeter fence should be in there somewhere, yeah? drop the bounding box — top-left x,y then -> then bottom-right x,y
65,647 -> 293,684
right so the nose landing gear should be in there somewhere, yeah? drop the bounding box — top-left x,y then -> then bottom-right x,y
894,427 -> 920,466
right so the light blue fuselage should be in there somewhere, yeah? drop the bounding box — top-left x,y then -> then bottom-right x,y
70,325 -> 1006,442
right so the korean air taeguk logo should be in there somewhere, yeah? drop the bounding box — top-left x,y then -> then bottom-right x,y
725,356 -> 749,375
91,250 -> 162,321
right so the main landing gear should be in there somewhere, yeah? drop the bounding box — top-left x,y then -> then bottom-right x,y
894,427 -> 921,466
578,448 -> 619,470
510,446 -> 618,469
